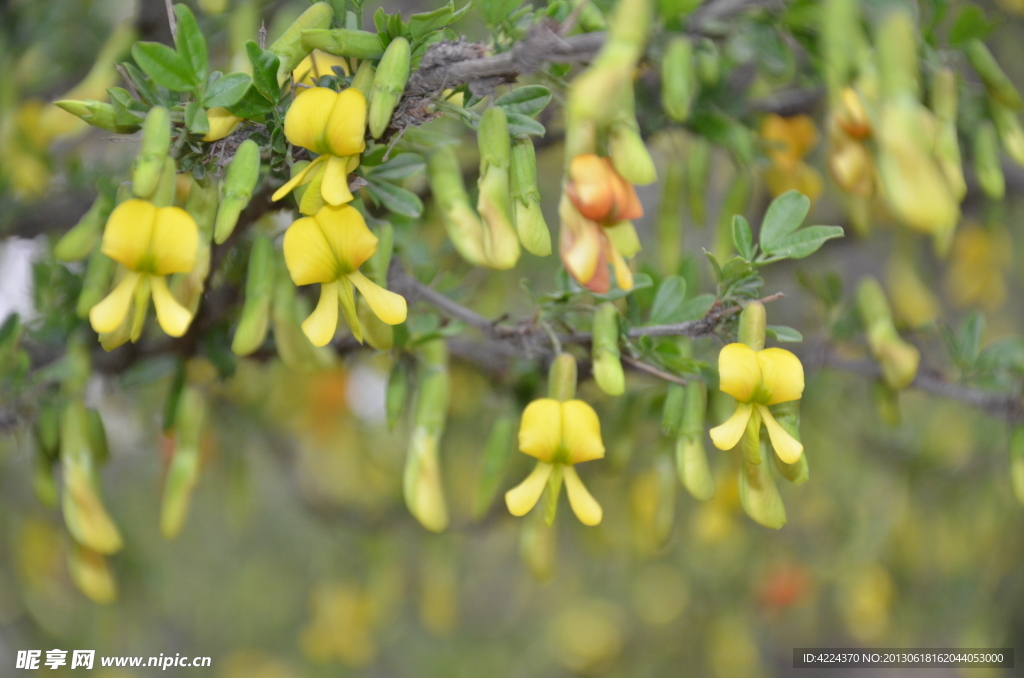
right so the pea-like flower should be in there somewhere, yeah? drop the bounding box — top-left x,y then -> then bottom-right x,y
709,343 -> 805,463
272,87 -> 366,209
282,203 -> 406,346
565,154 -> 643,224
202,107 -> 242,142
505,398 -> 605,525
559,194 -> 633,294
88,199 -> 198,338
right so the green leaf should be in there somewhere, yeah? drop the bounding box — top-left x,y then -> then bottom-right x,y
675,294 -> 716,321
120,62 -> 160,106
373,7 -> 388,35
759,190 -> 810,251
494,85 -> 552,118
365,177 -> 424,217
203,72 -> 252,108
505,112 -> 545,136
480,0 -> 521,26
408,1 -> 454,38
245,41 -> 281,101
367,153 -> 426,180
704,250 -> 723,282
721,256 -> 752,280
949,4 -> 995,47
958,311 -> 985,366
226,86 -> 274,120
173,4 -> 208,83
132,42 -> 198,91
732,214 -> 754,260
763,225 -> 844,260
107,87 -> 149,126
185,101 -> 210,134
766,325 -> 803,342
649,275 -> 688,324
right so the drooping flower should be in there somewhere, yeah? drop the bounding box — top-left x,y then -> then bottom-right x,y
760,114 -> 824,201
88,199 -> 199,339
282,203 -> 406,346
709,343 -> 805,463
565,154 -> 643,224
272,87 -> 367,210
559,194 -> 633,294
505,398 -> 606,525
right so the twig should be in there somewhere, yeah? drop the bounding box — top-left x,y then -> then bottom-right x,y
165,0 -> 177,39
621,355 -> 689,386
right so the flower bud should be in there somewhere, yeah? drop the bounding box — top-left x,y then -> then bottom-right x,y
55,188 -> 115,262
53,100 -> 139,134
876,10 -> 918,99
132,106 -> 171,199
966,39 -> 1024,111
662,384 -> 685,437
931,69 -> 958,124
350,61 -> 376,98
68,543 -> 117,604
215,139 -> 261,244
473,414 -> 516,520
271,263 -> 321,370
476,107 -> 520,269
856,277 -> 920,390
886,253 -> 940,329
592,302 -> 624,396
61,401 -> 123,553
549,353 -> 579,402
149,156 -> 178,208
268,2 -> 335,81
301,28 -> 384,60
161,385 -> 206,539
510,137 -> 551,256
405,339 -> 450,532
1010,425 -> 1024,506
677,379 -> 714,500
232,235 -> 275,356
738,301 -> 766,351
608,84 -> 656,185
368,37 -> 411,139
836,88 -> 871,139
974,121 -> 1005,200
739,441 -> 787,528
991,101 -> 1024,167
428,146 -> 488,266
687,135 -> 711,225
566,154 -> 643,223
662,37 -> 696,123
77,244 -> 115,318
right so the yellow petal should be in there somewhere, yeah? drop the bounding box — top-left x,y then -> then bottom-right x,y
272,154 -> 326,202
101,199 -> 157,270
347,270 -> 406,325
757,404 -> 803,463
312,203 -> 377,273
519,398 -> 562,463
607,239 -> 634,291
283,87 -> 338,154
558,195 -> 601,284
150,275 -> 193,337
756,348 -> 805,405
321,154 -> 354,206
282,215 -> 339,285
89,271 -> 141,334
202,107 -> 241,142
561,399 -> 605,464
709,401 -> 753,451
301,280 -> 339,347
505,462 -> 554,517
562,465 -> 602,526
718,343 -> 760,403
324,88 -> 367,158
298,163 -> 327,215
150,206 -> 199,275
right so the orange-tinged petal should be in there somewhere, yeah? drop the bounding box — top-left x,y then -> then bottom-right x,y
312,203 -> 377,274
101,199 -> 157,270
559,195 -> 601,285
283,87 -> 337,154
347,270 -> 406,325
321,154 -> 354,205
563,465 -> 602,525
756,348 -> 804,405
608,171 -> 643,221
567,154 -> 614,221
505,461 -> 554,516
89,271 -> 141,334
718,343 -> 760,403
150,206 -> 199,275
324,88 -> 367,157
606,238 -> 634,291
282,216 -> 339,285
709,401 -> 753,451
150,275 -> 193,337
301,280 -> 340,347
273,154 -> 326,203
519,398 -> 562,463
757,404 -> 803,463
561,399 -> 605,464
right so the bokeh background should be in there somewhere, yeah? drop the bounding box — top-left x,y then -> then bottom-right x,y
2,0 -> 1024,676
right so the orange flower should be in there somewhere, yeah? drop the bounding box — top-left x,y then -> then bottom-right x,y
565,154 -> 643,223
559,195 -> 633,294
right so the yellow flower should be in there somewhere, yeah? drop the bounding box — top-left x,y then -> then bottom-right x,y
202,107 -> 242,142
89,199 -> 199,338
293,49 -> 350,87
760,114 -> 824,200
282,203 -> 406,346
558,194 -> 633,295
505,398 -> 605,525
709,343 -> 805,463
272,87 -> 366,209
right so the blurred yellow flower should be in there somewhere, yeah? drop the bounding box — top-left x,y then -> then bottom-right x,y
272,87 -> 366,208
505,398 -> 605,525
709,343 -> 805,463
760,114 -> 823,201
89,199 -> 199,338
945,223 -> 1012,311
282,203 -> 406,346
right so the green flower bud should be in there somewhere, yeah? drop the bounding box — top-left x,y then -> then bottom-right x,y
55,188 -> 115,262
931,68 -> 958,124
61,401 -> 123,553
876,10 -> 918,99
661,383 -> 685,437
739,441 -> 787,529
215,139 -> 261,244
161,385 -> 206,539
271,263 -> 320,370
548,353 -> 578,402
358,296 -> 394,350
974,121 -> 1005,200
33,445 -> 58,508
966,39 -> 1023,111
86,408 -> 110,464
149,156 -> 178,208
607,83 -> 656,185
386,357 -> 409,431
301,28 -> 384,60
232,235 -> 275,356
350,61 -> 376,98
677,379 -> 714,500
821,0 -> 863,101
510,137 -> 551,257
661,36 -> 696,122
592,302 -> 625,396
268,2 -> 335,81
132,106 -> 171,199
687,135 -> 711,225
405,339 -> 450,532
856,277 -> 920,390
185,176 -> 219,242
695,38 -> 720,86
77,243 -> 115,318
368,36 -> 411,139
738,301 -> 767,351
35,403 -> 61,461
477,107 -> 520,269
474,414 -> 516,520
652,452 -> 677,546
991,100 -> 1024,167
54,99 -> 139,134
428,147 -> 488,265
1010,425 -> 1024,506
